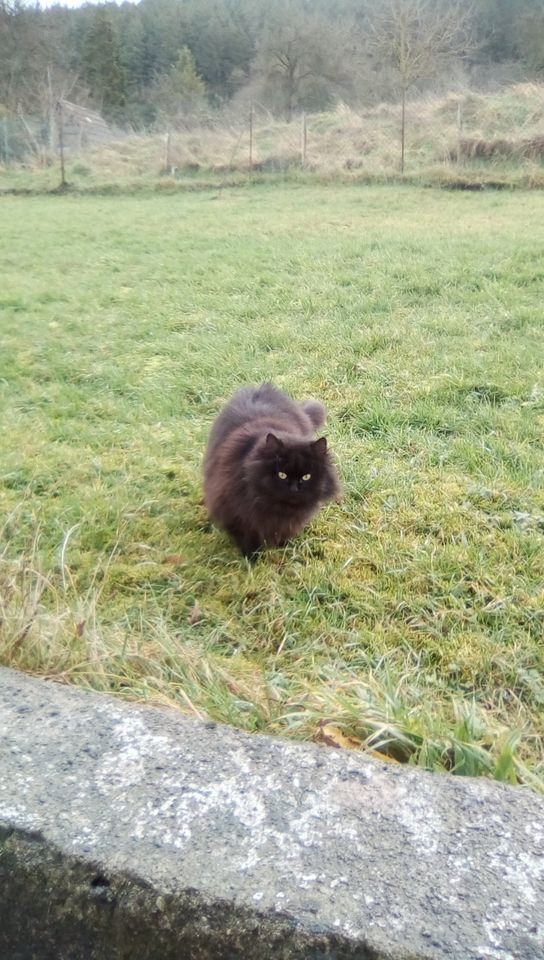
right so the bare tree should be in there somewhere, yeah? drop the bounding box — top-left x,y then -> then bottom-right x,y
252,3 -> 358,122
368,0 -> 472,172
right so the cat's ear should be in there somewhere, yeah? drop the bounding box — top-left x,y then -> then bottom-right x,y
266,433 -> 283,453
312,437 -> 327,456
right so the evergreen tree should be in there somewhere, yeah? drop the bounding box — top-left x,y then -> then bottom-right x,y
81,8 -> 127,122
138,0 -> 187,77
151,45 -> 207,120
173,46 -> 206,100
181,0 -> 255,101
118,11 -> 157,125
119,14 -> 148,92
515,1 -> 544,72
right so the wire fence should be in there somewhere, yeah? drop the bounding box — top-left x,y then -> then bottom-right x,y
3,85 -> 544,183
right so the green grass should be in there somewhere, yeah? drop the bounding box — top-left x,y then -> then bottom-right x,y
1,183 -> 543,791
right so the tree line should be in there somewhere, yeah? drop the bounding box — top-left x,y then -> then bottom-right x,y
1,0 -> 544,130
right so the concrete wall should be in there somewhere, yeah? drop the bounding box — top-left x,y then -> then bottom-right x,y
1,666 -> 543,959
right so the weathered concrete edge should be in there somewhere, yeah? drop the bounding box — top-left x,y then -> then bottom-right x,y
1,666 -> 544,960
1,827 -> 381,960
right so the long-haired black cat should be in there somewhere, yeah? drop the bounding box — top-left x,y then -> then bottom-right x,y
204,383 -> 340,556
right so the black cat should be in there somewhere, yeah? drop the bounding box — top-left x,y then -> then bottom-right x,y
204,383 -> 340,556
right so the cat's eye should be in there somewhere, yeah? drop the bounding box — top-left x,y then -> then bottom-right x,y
278,471 -> 287,480
302,473 -> 311,481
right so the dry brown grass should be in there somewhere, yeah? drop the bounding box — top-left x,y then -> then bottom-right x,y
4,82 -> 544,192
88,82 -> 544,177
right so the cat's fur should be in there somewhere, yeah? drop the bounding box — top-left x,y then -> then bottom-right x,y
204,383 -> 340,556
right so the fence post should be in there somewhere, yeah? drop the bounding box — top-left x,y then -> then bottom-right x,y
2,118 -> 9,164
400,87 -> 406,174
56,100 -> 66,188
456,102 -> 463,165
301,112 -> 307,167
249,102 -> 253,174
165,128 -> 172,173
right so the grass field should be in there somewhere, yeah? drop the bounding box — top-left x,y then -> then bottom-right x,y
1,183 -> 543,790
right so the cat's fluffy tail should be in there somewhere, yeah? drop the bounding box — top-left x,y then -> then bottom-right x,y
301,399 -> 326,429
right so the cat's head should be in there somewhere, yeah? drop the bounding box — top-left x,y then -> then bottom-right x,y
249,432 -> 334,506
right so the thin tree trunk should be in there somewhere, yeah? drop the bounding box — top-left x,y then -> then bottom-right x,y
286,94 -> 293,124
2,118 -> 9,163
249,102 -> 253,173
165,129 -> 171,172
400,86 -> 406,174
286,65 -> 295,123
56,101 -> 66,187
301,111 -> 307,166
47,66 -> 56,153
399,7 -> 407,176
456,102 -> 463,165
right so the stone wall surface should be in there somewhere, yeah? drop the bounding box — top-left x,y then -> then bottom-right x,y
0,666 -> 543,960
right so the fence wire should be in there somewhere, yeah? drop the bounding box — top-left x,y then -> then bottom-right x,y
3,85 -> 544,180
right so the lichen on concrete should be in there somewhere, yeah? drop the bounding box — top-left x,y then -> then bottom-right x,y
0,667 -> 543,959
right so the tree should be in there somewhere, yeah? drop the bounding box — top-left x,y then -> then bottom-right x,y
470,0 -> 518,64
81,8 -> 127,122
0,0 -> 52,112
252,1 -> 357,121
180,0 -> 255,102
151,45 -> 207,121
137,0 -> 187,78
171,46 -> 206,102
117,11 -> 160,126
516,2 -> 544,73
368,0 -> 472,171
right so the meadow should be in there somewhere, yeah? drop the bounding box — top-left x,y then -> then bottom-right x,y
1,183 -> 543,790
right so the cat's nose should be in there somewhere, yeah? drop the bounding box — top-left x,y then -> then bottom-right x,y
289,482 -> 299,493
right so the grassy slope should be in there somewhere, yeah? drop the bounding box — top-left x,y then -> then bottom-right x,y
1,183 -> 543,788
